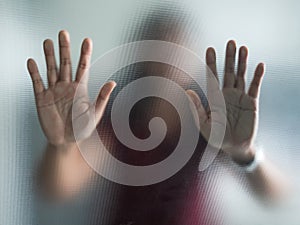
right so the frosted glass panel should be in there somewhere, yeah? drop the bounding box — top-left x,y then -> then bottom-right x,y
0,0 -> 299,224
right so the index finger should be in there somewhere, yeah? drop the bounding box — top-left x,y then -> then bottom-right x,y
248,63 -> 265,98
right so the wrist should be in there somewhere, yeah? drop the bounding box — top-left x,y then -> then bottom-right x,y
243,147 -> 265,172
43,141 -> 91,198
47,142 -> 81,159
47,142 -> 78,150
232,146 -> 265,173
231,146 -> 256,166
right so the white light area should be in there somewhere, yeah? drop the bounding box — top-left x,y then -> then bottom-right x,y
0,13 -> 34,225
187,0 -> 300,63
1,0 -> 300,224
217,169 -> 300,225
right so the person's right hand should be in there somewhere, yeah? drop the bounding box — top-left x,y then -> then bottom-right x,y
27,30 -> 116,146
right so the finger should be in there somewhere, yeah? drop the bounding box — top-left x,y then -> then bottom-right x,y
206,47 -> 218,80
186,89 -> 211,138
223,40 -> 236,88
248,63 -> 265,98
186,90 -> 208,120
236,46 -> 248,91
27,58 -> 45,94
58,30 -> 72,82
95,81 -> 117,123
43,39 -> 58,87
206,47 -> 220,101
75,38 -> 93,84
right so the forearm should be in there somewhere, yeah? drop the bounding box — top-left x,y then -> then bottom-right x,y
38,142 -> 93,199
246,156 -> 290,202
234,146 -> 291,202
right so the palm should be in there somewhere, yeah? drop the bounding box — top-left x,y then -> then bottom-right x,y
187,40 -> 265,161
27,31 -> 115,146
35,82 -> 79,145
222,88 -> 257,152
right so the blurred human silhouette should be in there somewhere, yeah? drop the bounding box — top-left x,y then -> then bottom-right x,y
27,5 -> 289,225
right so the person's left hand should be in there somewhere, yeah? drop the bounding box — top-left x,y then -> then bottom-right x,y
187,40 -> 265,164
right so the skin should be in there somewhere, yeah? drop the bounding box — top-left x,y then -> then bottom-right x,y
27,30 -> 115,197
187,41 -> 290,200
187,40 -> 264,164
27,31 -> 116,147
27,31 -> 289,201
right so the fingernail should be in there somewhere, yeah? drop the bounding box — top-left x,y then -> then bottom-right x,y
82,41 -> 87,52
208,49 -> 215,58
60,31 -> 68,41
27,59 -> 34,70
240,47 -> 247,57
187,91 -> 200,108
60,33 -> 65,41
228,41 -> 235,51
259,63 -> 265,73
100,86 -> 110,98
101,83 -> 115,98
44,40 -> 51,51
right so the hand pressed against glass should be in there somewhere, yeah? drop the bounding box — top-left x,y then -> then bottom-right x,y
187,40 -> 265,164
27,30 -> 116,146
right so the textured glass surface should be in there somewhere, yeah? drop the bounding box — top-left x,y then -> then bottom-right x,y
0,0 -> 299,224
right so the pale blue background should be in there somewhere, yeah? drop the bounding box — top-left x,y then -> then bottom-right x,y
0,0 -> 299,224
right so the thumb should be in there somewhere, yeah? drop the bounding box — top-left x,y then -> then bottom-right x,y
95,81 -> 117,123
186,89 -> 211,140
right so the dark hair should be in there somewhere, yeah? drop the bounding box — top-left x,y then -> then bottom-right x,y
96,3 -> 207,168
120,2 -> 201,47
